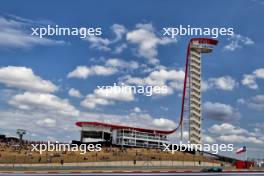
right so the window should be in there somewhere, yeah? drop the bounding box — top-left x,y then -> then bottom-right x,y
82,131 -> 102,139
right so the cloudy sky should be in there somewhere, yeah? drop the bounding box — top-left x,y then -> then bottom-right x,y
0,0 -> 264,159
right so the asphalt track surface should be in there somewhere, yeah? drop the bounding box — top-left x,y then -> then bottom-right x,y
1,165 -> 264,175
1,169 -> 264,176
0,172 -> 264,175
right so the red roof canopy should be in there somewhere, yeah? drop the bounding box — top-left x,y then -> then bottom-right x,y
76,121 -> 174,135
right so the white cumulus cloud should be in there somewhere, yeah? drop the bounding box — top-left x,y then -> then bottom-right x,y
203,101 -> 240,121
68,88 -> 83,98
67,65 -> 117,79
242,68 -> 264,89
126,23 -> 176,64
152,118 -> 176,129
121,67 -> 185,96
247,95 -> 264,111
85,24 -> 126,51
0,16 -> 65,49
218,135 -> 263,144
224,33 -> 254,51
9,92 -> 79,116
202,76 -> 237,91
209,123 -> 248,135
81,86 -> 135,109
0,66 -> 58,93
36,118 -> 56,127
105,58 -> 139,70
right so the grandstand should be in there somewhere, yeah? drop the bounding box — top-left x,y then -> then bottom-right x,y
0,140 -> 223,165
75,121 -> 170,148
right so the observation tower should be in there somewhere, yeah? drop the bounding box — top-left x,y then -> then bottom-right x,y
181,38 -> 218,144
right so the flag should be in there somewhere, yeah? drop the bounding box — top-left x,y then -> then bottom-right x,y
236,146 -> 246,154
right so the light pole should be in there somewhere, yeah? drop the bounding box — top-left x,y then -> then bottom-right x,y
16,129 -> 26,146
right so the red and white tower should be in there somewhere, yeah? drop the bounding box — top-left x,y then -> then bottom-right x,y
180,38 -> 218,144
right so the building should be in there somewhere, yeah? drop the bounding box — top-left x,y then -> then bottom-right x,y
76,121 -> 170,148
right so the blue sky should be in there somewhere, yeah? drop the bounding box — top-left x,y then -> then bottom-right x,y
0,0 -> 264,159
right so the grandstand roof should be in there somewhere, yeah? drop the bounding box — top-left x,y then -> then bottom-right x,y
76,121 -> 174,134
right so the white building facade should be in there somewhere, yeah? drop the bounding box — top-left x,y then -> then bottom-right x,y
76,122 -> 169,148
